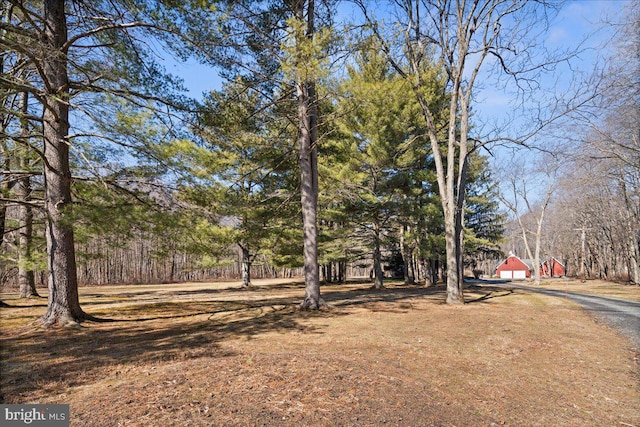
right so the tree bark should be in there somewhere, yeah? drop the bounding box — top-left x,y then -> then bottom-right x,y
0,157 -> 7,247
0,3 -> 10,249
17,185 -> 37,298
17,91 -> 38,298
40,0 -> 87,326
240,244 -> 252,286
533,212 -> 545,285
296,0 -> 324,310
629,237 -> 639,285
372,219 -> 384,289
412,68 -> 465,303
401,225 -> 415,285
357,0 -> 546,303
444,217 -> 463,303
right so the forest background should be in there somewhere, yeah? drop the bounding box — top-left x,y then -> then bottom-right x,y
0,0 -> 637,325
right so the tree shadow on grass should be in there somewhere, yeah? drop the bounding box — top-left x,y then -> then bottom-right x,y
0,296 -> 48,309
0,300 -> 325,403
83,282 -> 469,323
80,280 -> 307,300
465,285 -> 515,303
0,282 -> 508,403
77,283 -> 449,323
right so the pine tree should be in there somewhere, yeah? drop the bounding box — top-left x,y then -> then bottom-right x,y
463,154 -> 505,278
207,0 -> 336,308
331,41 -> 441,288
0,0 -> 220,324
192,77 -> 298,286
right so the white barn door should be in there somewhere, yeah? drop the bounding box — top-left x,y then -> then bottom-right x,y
499,271 -> 512,279
512,270 -> 527,279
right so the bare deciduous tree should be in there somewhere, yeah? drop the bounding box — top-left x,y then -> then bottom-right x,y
355,0 -> 584,302
553,2 -> 639,284
498,154 -> 562,285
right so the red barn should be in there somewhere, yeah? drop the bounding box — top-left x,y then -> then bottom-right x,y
495,254 -> 532,279
540,257 -> 566,277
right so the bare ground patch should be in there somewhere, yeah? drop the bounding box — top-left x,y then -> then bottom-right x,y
1,280 -> 638,426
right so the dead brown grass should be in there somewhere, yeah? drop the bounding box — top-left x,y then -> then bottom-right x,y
538,278 -> 640,301
1,279 -> 638,426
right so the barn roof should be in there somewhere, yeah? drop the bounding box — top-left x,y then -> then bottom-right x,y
521,259 -> 535,270
495,254 -> 532,270
545,257 -> 566,267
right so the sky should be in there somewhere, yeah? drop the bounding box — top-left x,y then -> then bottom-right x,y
166,0 -> 628,101
162,0 -> 630,195
476,1 -> 625,134
479,0 -> 631,202
160,0 -> 631,207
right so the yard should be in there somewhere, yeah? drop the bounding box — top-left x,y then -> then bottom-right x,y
1,278 -> 638,426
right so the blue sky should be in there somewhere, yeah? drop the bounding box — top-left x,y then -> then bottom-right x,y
166,57 -> 218,100
164,0 -> 629,162
167,0 -> 628,100
157,0 -> 630,214
476,0 -> 626,132
484,0 -> 632,209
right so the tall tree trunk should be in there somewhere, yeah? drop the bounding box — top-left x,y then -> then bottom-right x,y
17,91 -> 38,298
410,251 -> 417,283
372,219 -> 384,289
0,3 -> 10,250
414,80 -> 464,303
40,0 -> 87,326
423,260 -> 431,286
400,225 -> 415,285
296,0 -> 324,309
0,157 -> 7,248
579,226 -> 587,279
17,182 -> 36,298
240,244 -> 251,287
444,217 -> 463,303
533,240 -> 542,285
627,225 -> 639,285
428,258 -> 439,287
533,218 -> 544,285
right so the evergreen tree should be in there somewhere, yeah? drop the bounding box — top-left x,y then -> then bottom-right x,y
330,41 -> 440,288
463,153 -> 505,278
0,2 -> 44,297
192,77 -> 299,286
203,0 -> 336,308
355,0 -> 584,303
0,0 -> 220,325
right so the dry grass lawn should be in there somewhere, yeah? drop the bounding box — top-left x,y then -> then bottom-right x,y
1,278 -> 638,426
